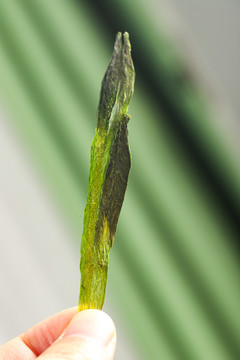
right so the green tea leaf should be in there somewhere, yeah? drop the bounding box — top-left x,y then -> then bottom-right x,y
79,32 -> 135,310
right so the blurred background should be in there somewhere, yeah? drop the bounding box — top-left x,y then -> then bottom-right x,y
0,0 -> 240,359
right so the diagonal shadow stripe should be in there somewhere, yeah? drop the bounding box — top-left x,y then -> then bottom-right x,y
82,0 -> 240,251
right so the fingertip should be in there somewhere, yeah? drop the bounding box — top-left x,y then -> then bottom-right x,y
64,309 -> 116,347
39,310 -> 116,359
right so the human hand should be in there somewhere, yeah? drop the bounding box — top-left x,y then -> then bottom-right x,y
0,307 -> 116,359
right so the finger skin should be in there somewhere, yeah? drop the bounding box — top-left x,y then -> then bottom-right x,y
0,308 -> 116,360
0,337 -> 36,360
38,336 -> 116,360
0,307 -> 78,359
38,309 -> 116,360
22,307 -> 78,356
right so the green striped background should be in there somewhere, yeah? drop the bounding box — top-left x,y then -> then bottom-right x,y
0,1 -> 239,359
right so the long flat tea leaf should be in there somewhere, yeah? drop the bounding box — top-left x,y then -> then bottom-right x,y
78,32 -> 135,311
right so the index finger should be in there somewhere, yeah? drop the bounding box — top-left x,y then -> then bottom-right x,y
0,307 -> 78,359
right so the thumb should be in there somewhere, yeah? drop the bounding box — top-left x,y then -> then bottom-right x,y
38,309 -> 116,360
